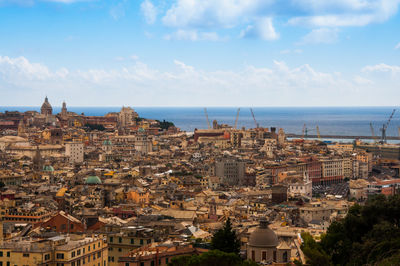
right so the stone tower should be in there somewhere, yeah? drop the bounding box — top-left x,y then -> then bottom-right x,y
61,101 -> 67,117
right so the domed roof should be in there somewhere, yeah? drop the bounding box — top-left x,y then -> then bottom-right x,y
43,165 -> 54,172
248,219 -> 279,248
103,139 -> 112,146
85,175 -> 102,185
41,96 -> 52,109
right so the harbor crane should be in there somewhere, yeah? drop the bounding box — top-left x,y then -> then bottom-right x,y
380,109 -> 396,143
250,108 -> 259,128
204,108 -> 211,129
234,108 -> 240,129
370,123 -> 378,142
302,124 -> 321,140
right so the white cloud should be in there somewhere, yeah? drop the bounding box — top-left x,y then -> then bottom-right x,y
164,30 -> 220,41
162,0 -> 260,29
240,17 -> 279,41
141,0 -> 157,24
159,0 -> 400,41
299,28 -> 339,44
362,63 -> 400,74
288,0 -> 400,27
110,0 -> 127,20
1,55 -> 400,106
395,42 -> 400,49
130,55 -> 139,60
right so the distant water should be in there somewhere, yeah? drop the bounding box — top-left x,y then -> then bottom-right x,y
1,106 -> 399,137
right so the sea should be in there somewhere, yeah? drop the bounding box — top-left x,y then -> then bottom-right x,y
1,106 -> 399,142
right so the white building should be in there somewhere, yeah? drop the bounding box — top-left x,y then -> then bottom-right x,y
287,173 -> 312,198
65,142 -> 84,163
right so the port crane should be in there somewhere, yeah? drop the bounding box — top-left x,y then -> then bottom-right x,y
301,124 -> 321,140
380,109 -> 396,143
250,108 -> 259,128
370,123 -> 378,142
204,108 -> 211,129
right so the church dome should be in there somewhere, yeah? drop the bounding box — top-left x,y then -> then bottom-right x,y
103,139 -> 112,146
248,219 -> 279,248
41,96 -> 53,115
85,175 -> 102,185
42,165 -> 54,172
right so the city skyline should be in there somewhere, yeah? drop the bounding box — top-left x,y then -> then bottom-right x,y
0,0 -> 400,106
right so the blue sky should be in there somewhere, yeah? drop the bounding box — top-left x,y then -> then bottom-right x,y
0,0 -> 400,106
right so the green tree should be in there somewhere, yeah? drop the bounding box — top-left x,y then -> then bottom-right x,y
211,218 -> 240,254
168,250 -> 257,266
301,194 -> 400,266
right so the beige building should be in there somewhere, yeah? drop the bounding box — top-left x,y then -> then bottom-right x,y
0,234 -> 108,266
107,226 -> 155,266
65,142 -> 84,163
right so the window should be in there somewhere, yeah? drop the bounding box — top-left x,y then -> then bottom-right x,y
23,253 -> 30,257
118,248 -> 122,252
45,254 -> 50,260
0,251 -> 2,257
88,246 -> 91,252
140,239 -> 143,245
83,248 -> 85,254
93,254 -> 96,260
125,263 -> 129,266
6,252 -> 10,257
71,251 -> 76,258
109,236 -> 113,242
147,239 -> 151,244
77,249 -> 81,256
119,237 -> 122,243
130,238 -> 134,244
56,253 -> 64,259
283,251 -> 288,262
97,252 -> 101,258
262,251 -> 266,261
166,258 -> 169,264
61,224 -> 66,230
251,250 -> 255,261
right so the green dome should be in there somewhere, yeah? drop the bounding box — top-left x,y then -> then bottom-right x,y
103,139 -> 112,146
85,175 -> 102,185
43,165 -> 54,172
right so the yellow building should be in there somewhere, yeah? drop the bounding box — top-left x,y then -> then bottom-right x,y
126,189 -> 150,207
107,226 -> 155,266
0,234 -> 108,266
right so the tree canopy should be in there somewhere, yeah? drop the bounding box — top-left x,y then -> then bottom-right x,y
168,250 -> 257,266
301,194 -> 400,265
211,218 -> 241,254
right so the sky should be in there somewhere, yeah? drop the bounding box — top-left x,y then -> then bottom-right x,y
0,0 -> 400,107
